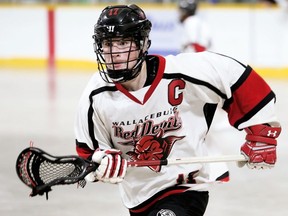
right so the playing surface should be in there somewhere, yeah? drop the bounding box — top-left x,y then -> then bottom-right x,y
1,69 -> 287,215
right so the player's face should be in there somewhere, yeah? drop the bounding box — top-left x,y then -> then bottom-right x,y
102,37 -> 139,71
178,9 -> 187,23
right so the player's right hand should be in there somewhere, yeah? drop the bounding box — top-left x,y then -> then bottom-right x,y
89,148 -> 127,184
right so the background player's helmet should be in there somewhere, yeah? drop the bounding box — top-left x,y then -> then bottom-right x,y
178,0 -> 198,23
93,4 -> 152,83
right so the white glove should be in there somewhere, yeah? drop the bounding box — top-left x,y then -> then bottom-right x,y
88,149 -> 127,184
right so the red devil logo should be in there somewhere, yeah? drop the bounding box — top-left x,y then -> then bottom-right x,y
127,130 -> 184,172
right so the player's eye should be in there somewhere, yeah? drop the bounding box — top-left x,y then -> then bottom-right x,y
116,40 -> 131,49
119,40 -> 129,46
102,40 -> 111,47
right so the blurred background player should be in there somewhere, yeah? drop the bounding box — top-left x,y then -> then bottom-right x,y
178,0 -> 241,157
178,0 -> 212,53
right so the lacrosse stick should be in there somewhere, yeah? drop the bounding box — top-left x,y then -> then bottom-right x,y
16,147 -> 97,199
16,147 -> 247,198
127,154 -> 247,167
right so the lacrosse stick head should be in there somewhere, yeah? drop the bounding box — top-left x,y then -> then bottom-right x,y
16,147 -> 96,199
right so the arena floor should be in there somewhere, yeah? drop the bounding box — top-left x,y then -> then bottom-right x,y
1,69 -> 287,216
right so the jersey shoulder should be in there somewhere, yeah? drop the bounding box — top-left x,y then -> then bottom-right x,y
78,72 -> 115,104
163,52 -> 247,88
165,52 -> 246,73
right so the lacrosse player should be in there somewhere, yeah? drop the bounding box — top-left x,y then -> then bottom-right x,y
177,0 -> 239,167
178,0 -> 212,53
74,4 -> 281,216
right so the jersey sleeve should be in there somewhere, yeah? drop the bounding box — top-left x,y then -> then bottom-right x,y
209,53 -> 279,129
177,52 -> 279,130
74,75 -> 112,159
222,65 -> 278,129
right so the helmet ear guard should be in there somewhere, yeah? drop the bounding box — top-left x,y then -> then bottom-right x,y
92,4 -> 152,83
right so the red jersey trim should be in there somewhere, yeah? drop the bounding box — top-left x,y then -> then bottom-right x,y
216,171 -> 230,182
130,170 -> 229,213
115,55 -> 166,105
76,139 -> 93,159
223,66 -> 275,128
192,43 -> 207,52
129,186 -> 188,213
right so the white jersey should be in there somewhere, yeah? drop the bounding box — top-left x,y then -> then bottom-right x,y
179,13 -> 240,167
74,52 -> 278,211
180,15 -> 212,53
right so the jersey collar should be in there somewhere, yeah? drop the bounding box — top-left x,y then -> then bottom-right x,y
115,55 -> 166,105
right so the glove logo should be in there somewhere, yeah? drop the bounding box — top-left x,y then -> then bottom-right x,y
267,130 -> 278,137
127,129 -> 184,172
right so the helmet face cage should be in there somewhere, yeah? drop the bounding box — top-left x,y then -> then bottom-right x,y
95,37 -> 149,83
93,4 -> 152,83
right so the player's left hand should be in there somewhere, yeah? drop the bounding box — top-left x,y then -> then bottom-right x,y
239,124 -> 281,169
92,148 -> 127,183
240,141 -> 277,169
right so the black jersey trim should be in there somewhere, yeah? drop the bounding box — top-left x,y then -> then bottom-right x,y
215,171 -> 230,181
162,73 -> 227,99
75,139 -> 89,148
88,86 -> 118,149
144,56 -> 159,87
211,51 -> 246,68
222,65 -> 252,110
129,186 -> 190,213
231,65 -> 252,92
203,103 -> 218,130
233,91 -> 276,128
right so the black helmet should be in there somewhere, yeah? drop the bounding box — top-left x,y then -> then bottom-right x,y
93,4 -> 152,83
179,0 -> 198,22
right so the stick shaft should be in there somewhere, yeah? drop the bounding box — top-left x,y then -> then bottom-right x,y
127,154 -> 247,167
